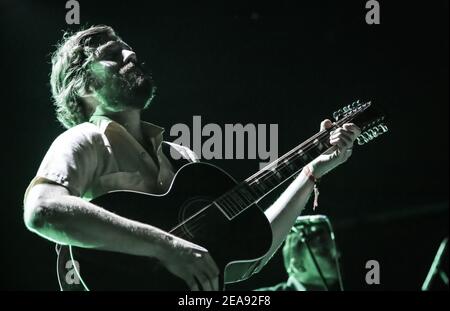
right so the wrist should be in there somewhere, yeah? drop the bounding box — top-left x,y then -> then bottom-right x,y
144,229 -> 176,261
302,163 -> 320,182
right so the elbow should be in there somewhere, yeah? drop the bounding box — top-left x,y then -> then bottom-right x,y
23,201 -> 51,232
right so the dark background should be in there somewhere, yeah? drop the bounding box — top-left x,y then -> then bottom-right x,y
0,0 -> 448,290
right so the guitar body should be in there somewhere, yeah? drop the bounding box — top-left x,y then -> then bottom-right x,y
58,162 -> 273,290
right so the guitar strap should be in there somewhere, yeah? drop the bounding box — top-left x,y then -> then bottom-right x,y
55,141 -> 196,291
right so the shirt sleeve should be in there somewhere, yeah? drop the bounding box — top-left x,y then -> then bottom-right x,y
164,141 -> 200,163
32,125 -> 104,197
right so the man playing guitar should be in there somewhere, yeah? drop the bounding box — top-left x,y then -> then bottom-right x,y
23,25 -> 360,291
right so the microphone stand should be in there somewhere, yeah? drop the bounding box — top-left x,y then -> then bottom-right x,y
422,237 -> 448,291
299,227 -> 330,291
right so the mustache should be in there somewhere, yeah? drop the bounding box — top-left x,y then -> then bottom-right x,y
119,62 -> 143,75
114,61 -> 154,93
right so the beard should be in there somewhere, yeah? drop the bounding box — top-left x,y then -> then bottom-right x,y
97,62 -> 156,111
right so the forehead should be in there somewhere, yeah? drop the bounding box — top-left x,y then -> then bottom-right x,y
81,30 -> 117,48
94,40 -> 132,55
81,31 -> 132,54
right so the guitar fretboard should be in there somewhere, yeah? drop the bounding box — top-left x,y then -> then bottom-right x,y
214,130 -> 334,220
212,102 -> 379,220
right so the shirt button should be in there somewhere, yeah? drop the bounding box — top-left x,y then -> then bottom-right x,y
159,180 -> 163,186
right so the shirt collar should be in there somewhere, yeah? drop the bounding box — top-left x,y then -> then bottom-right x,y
89,115 -> 165,151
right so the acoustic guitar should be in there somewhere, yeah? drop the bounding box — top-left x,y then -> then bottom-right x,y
57,100 -> 388,290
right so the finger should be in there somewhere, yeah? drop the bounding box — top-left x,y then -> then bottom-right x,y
330,132 -> 353,149
187,275 -> 199,291
330,129 -> 353,140
195,272 -> 212,291
331,127 -> 355,138
198,258 -> 219,290
212,275 -> 219,291
342,123 -> 361,137
320,119 -> 333,131
205,272 -> 217,291
203,254 -> 220,278
330,136 -> 352,151
330,131 -> 353,146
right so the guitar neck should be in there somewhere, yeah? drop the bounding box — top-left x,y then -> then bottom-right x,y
215,127 -> 334,220
213,100 -> 387,220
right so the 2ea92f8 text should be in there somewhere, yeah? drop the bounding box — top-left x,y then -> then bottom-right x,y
178,295 -> 271,308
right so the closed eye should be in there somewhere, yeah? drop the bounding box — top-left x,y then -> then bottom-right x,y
95,41 -> 133,61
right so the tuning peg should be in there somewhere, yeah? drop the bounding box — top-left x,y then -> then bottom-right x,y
351,100 -> 361,108
368,128 -> 378,138
357,124 -> 389,145
356,136 -> 367,145
380,124 -> 388,132
333,109 -> 342,121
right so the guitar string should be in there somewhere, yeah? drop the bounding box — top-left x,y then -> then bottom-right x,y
246,110 -> 358,185
169,109 -> 365,237
170,125 -> 338,237
171,213 -> 207,237
169,112 -> 359,237
172,215 -> 208,239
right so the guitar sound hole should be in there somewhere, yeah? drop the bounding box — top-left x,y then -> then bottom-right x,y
177,197 -> 213,239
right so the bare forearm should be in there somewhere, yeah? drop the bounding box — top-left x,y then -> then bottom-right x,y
27,195 -> 172,260
263,170 -> 314,259
225,171 -> 314,282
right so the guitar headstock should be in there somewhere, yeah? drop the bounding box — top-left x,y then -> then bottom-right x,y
333,100 -> 388,145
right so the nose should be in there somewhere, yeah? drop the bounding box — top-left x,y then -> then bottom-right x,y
122,49 -> 137,64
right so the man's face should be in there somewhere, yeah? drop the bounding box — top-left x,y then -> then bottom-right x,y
87,35 -> 155,112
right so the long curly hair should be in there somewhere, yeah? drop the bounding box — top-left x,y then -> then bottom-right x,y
50,25 -> 117,129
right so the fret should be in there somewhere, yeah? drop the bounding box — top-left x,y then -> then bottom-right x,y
237,184 -> 257,204
221,193 -> 237,214
252,179 -> 266,195
249,178 -> 267,197
216,129 -> 344,221
278,160 -> 293,175
265,173 -> 279,187
234,189 -> 252,207
218,196 -> 238,216
286,158 -> 301,174
219,192 -> 245,218
282,159 -> 295,173
297,149 -> 310,162
225,194 -> 242,214
215,198 -> 232,218
309,138 -> 326,157
274,170 -> 283,180
236,130 -> 336,219
229,191 -> 247,210
213,201 -> 233,220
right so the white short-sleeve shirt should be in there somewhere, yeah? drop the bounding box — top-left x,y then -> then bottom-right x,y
25,116 -> 198,201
